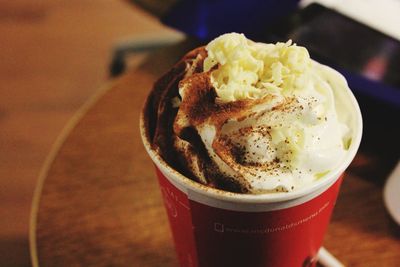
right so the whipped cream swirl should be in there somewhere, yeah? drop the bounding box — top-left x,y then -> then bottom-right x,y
151,33 -> 352,194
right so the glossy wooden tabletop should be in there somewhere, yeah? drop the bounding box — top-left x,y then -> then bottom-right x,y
30,43 -> 400,267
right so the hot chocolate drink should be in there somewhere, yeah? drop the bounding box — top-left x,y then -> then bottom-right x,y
143,33 -> 355,194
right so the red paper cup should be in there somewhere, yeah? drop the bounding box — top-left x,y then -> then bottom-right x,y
140,74 -> 362,267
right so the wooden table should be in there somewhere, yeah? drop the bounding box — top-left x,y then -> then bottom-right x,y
30,43 -> 400,267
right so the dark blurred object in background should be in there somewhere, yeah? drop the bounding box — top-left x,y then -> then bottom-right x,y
162,0 -> 300,41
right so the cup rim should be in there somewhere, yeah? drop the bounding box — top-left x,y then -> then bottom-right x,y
140,75 -> 363,204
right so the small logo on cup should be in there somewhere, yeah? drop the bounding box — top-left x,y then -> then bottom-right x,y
214,223 -> 224,233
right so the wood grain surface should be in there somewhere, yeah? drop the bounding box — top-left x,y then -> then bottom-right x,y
31,44 -> 400,267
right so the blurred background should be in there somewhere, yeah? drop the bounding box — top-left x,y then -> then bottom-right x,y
1,0 -> 399,266
0,1 -> 176,266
